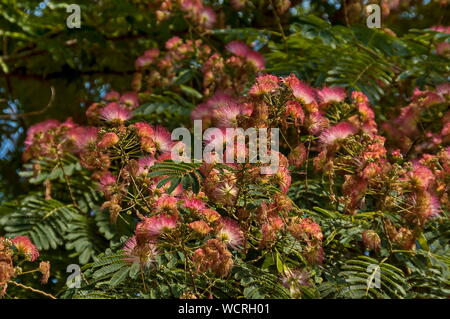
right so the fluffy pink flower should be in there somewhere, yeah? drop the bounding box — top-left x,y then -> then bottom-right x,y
284,75 -> 317,105
245,50 -> 265,69
154,194 -> 178,213
216,218 -> 244,248
317,86 -> 346,105
285,100 -> 305,125
249,74 -> 280,96
225,41 -> 252,57
98,171 -> 116,193
104,91 -> 120,101
99,103 -> 132,123
199,7 -> 216,28
120,92 -> 139,109
25,120 -> 60,147
183,198 -> 207,213
97,132 -> 119,148
136,214 -> 177,240
319,122 -> 356,147
143,48 -> 160,58
213,104 -> 242,128
188,220 -> 213,235
152,125 -> 174,153
137,156 -> 156,176
134,122 -> 154,138
123,236 -> 158,267
165,36 -> 183,50
135,55 -> 154,69
67,126 -> 98,151
11,236 -> 39,261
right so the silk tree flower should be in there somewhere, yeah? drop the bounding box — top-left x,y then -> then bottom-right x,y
406,163 -> 435,191
67,126 -> 98,152
208,181 -> 238,206
104,91 -> 120,101
11,236 -> 39,262
230,0 -> 247,9
123,236 -> 158,268
38,261 -> 51,284
136,156 -> 156,176
165,36 -> 183,50
98,171 -> 116,195
225,41 -> 252,57
288,143 -> 307,168
319,122 -> 356,147
136,214 -> 178,241
212,103 -> 242,128
183,198 -> 207,213
285,100 -> 305,126
152,125 -> 174,153
281,268 -> 312,298
24,119 -> 60,147
283,74 -> 317,105
192,239 -> 233,277
199,6 -> 216,29
154,194 -> 179,214
198,208 -> 221,223
288,218 -> 323,243
120,92 -> 139,109
362,230 -> 381,251
134,122 -> 154,138
99,102 -> 132,123
245,50 -> 265,70
249,74 -> 279,96
317,86 -> 346,105
135,55 -> 154,69
189,220 -> 213,235
216,218 -> 244,248
97,132 -> 119,149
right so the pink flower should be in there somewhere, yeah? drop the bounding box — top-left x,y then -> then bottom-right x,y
249,74 -> 280,96
199,7 -> 216,28
99,103 -> 132,123
188,220 -> 213,235
213,104 -> 242,128
284,75 -> 317,105
245,50 -> 265,69
134,122 -> 154,138
67,126 -> 98,151
317,86 -> 346,105
120,92 -> 139,109
285,100 -> 305,126
165,36 -> 183,50
152,125 -> 174,153
216,218 -> 244,248
143,48 -> 160,58
225,41 -> 252,57
154,194 -> 178,213
11,236 -> 39,261
137,156 -> 156,176
123,236 -> 158,268
104,91 -> 120,101
135,55 -> 154,69
319,122 -> 356,147
25,120 -> 60,147
136,214 -> 177,240
97,132 -> 119,148
183,198 -> 207,213
98,171 -> 116,193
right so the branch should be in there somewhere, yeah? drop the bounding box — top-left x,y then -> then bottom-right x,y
0,86 -> 55,119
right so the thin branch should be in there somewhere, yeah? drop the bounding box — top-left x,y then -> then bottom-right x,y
0,86 -> 55,119
8,280 -> 57,299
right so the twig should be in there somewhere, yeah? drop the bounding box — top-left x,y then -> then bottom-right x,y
0,86 -> 55,119
8,281 -> 57,299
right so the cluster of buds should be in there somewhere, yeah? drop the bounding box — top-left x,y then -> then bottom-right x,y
382,83 -> 450,155
0,236 -> 49,297
133,37 -> 264,98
